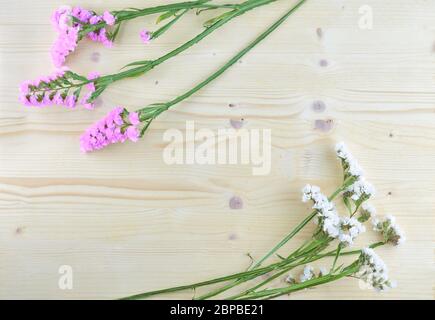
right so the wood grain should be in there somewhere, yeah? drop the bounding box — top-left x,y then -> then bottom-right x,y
0,0 -> 434,299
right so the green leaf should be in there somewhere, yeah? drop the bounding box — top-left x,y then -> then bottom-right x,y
89,86 -> 106,102
343,196 -> 353,215
66,71 -> 87,82
152,9 -> 187,40
110,23 -> 122,41
121,60 -> 153,70
203,11 -> 232,28
276,254 -> 286,260
156,10 -> 178,24
73,87 -> 82,98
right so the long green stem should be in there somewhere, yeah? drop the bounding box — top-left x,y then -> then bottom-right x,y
252,175 -> 357,269
198,180 -> 352,300
196,232 -> 327,300
120,257 -> 293,300
237,263 -> 361,300
104,0 -> 278,84
80,0 -> 214,36
136,0 -> 306,122
120,234 -> 382,301
30,0 -> 276,102
224,243 -> 330,300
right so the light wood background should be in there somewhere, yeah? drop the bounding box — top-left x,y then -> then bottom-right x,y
0,0 -> 434,299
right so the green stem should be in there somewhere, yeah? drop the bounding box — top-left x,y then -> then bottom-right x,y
120,258 -> 291,300
102,0 -> 277,85
79,0 -> 214,36
195,181 -> 350,300
252,175 -> 357,269
240,264 -> 361,300
119,241 -> 383,300
331,244 -> 342,272
196,235 -> 328,300
31,0 -> 274,99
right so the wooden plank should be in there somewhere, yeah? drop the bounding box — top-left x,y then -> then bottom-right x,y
0,0 -> 433,299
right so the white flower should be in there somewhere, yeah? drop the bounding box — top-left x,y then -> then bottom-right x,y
373,215 -> 406,246
335,141 -> 350,160
359,202 -> 376,222
337,217 -> 366,246
322,213 -> 340,238
301,184 -> 319,202
335,142 -> 363,178
299,265 -> 315,283
302,185 -> 366,245
302,184 -> 335,214
346,177 -> 375,201
318,267 -> 328,277
357,248 -> 394,291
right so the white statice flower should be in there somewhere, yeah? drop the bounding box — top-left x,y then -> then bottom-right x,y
357,248 -> 395,291
337,217 -> 366,246
318,267 -> 328,277
359,202 -> 376,222
335,142 -> 363,178
335,141 -> 351,160
299,265 -> 315,283
301,184 -> 320,203
346,177 -> 375,202
302,184 -> 335,214
372,215 -> 406,246
301,184 -> 365,245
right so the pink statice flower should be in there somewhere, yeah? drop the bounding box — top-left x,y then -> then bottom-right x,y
81,72 -> 101,110
129,112 -> 140,125
72,7 -> 93,23
19,68 -> 75,108
80,107 -> 141,152
103,11 -> 116,26
140,29 -> 151,44
50,6 -> 117,67
97,28 -> 113,48
19,68 -> 99,109
51,25 -> 80,67
51,5 -> 73,31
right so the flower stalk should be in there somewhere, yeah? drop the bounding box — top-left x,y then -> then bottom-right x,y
119,142 -> 404,300
80,0 -> 308,152
21,0 -> 279,109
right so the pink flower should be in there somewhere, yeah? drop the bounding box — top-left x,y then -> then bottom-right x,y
80,107 -> 142,152
51,25 -> 79,67
72,7 -> 93,23
81,93 -> 94,110
19,68 -> 91,109
129,112 -> 140,125
50,6 -> 117,67
65,95 -> 77,108
87,31 -> 99,42
81,72 -> 100,109
85,71 -> 100,91
89,15 -> 102,25
97,29 -> 113,48
102,11 -> 116,26
51,6 -> 72,31
140,29 -> 151,44
53,92 -> 64,105
126,126 -> 139,142
20,81 -> 31,94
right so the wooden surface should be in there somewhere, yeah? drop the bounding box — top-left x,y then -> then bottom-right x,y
0,0 -> 434,299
